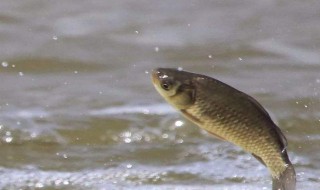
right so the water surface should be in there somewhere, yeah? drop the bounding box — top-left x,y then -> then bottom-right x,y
1,0 -> 320,189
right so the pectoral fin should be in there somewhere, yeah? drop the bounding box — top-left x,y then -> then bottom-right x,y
252,153 -> 266,167
180,109 -> 225,141
204,129 -> 226,141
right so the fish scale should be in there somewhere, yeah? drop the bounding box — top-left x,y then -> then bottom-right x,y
190,93 -> 288,178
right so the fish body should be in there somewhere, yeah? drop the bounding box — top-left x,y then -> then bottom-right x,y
151,68 -> 296,190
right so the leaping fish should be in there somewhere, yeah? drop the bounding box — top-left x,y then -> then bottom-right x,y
151,68 -> 296,190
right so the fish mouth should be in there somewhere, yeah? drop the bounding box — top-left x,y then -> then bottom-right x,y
152,67 -> 179,84
151,68 -> 161,84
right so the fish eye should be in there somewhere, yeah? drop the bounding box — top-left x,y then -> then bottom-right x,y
161,82 -> 171,91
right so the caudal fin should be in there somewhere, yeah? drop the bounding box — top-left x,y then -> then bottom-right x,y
272,164 -> 296,190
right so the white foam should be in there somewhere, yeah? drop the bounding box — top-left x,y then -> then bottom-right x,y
2,109 -> 49,119
90,104 -> 175,116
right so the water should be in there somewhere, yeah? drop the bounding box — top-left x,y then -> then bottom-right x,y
1,0 -> 320,189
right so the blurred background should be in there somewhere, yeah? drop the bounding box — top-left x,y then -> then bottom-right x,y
0,0 -> 320,189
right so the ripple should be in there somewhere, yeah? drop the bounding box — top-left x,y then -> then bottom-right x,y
253,40 -> 320,65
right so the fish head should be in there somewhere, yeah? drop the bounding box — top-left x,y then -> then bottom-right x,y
151,68 -> 196,110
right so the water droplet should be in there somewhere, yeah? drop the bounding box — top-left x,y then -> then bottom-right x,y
238,57 -> 243,61
162,133 -> 169,138
187,23 -> 191,27
1,61 -> 8,67
122,131 -> 132,138
304,105 -> 308,108
74,70 -> 78,74
177,67 -> 183,71
53,36 -> 58,40
63,154 -> 68,158
16,121 -> 21,125
175,120 -> 184,127
154,46 -> 159,52
63,180 -> 70,185
5,136 -> 13,143
176,139 -> 184,144
35,182 -> 44,188
145,70 -> 149,74
11,64 -> 15,68
126,164 -> 133,169
124,138 -> 132,143
18,72 -> 24,76
135,30 -> 139,34
208,55 -> 213,59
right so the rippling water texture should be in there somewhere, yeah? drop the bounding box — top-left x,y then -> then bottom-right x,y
1,1 -> 320,189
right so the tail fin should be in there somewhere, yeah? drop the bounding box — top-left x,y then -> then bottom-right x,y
272,164 -> 296,190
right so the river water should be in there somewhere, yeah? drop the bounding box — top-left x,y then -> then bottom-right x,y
1,0 -> 320,189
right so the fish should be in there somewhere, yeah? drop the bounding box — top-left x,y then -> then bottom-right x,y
151,68 -> 296,190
